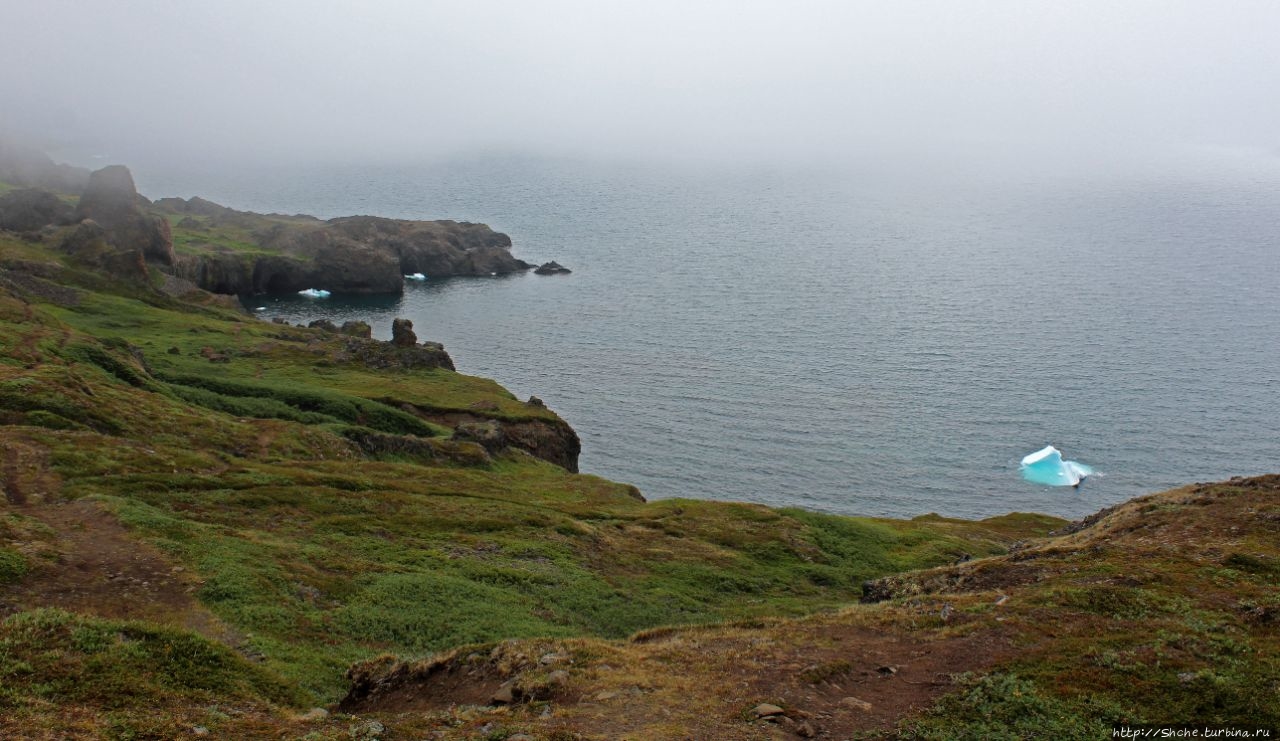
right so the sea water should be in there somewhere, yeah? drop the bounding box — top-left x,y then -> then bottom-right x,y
134,154 -> 1280,520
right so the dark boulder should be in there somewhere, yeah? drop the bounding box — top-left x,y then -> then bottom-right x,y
340,320 -> 372,338
308,319 -> 338,332
534,261 -> 572,275
76,165 -> 175,265
0,189 -> 75,232
390,318 -> 417,347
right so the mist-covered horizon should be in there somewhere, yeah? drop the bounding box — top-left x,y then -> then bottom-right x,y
4,1 -> 1279,175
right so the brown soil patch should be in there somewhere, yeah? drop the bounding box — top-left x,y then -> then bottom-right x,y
0,497 -> 234,643
2,436 -> 61,505
344,617 -> 1013,740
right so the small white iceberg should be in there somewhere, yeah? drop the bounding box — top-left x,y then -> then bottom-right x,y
297,288 -> 331,299
1020,445 -> 1093,487
405,272 -> 427,281
253,306 -> 267,312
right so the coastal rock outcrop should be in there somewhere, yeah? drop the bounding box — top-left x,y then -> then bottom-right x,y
391,318 -> 417,347
156,197 -> 528,295
75,166 -> 175,266
410,407 -> 581,472
534,261 -> 571,275
338,335 -> 456,372
327,216 -> 530,277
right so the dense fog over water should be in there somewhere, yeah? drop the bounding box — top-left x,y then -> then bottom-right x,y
3,1 -> 1279,171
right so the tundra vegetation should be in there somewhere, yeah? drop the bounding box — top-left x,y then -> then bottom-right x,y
1,168 -> 1275,738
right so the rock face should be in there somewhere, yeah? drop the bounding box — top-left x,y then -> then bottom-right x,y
57,220 -> 150,283
0,189 -> 75,232
534,261 -> 572,275
328,216 -> 529,277
414,409 -> 581,472
75,166 -> 175,266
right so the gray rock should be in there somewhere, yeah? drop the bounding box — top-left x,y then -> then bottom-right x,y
349,719 -> 385,740
491,679 -> 517,705
751,703 -> 786,718
534,260 -> 572,275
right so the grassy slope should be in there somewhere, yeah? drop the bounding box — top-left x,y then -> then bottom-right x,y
343,477 -> 1280,740
0,229 -> 1061,736
161,212 -> 306,259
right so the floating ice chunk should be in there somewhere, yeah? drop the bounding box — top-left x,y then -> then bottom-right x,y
404,272 -> 427,281
1020,445 -> 1093,487
253,306 -> 266,311
297,288 -> 331,298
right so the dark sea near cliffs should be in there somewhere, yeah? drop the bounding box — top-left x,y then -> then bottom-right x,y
134,154 -> 1280,520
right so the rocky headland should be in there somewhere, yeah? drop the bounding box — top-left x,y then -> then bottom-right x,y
0,137 -> 535,296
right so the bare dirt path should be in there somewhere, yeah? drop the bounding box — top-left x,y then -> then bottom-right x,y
1,488 -> 234,643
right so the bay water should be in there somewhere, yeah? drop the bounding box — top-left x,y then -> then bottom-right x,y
135,155 -> 1280,520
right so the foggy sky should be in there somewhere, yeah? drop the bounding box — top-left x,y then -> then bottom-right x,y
3,0 -> 1278,169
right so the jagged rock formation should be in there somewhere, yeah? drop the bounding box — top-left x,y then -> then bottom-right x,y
534,260 -> 572,275
75,166 -> 174,266
337,335 -> 456,372
390,318 -> 417,347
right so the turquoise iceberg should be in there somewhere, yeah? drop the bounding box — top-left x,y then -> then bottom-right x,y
1020,445 -> 1092,487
